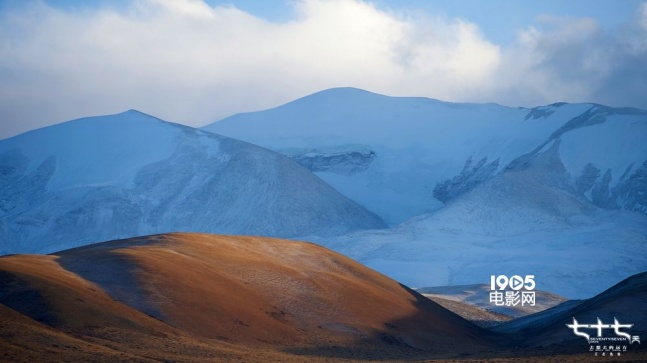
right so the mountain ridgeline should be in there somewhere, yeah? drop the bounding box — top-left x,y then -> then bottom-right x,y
204,88 -> 647,224
1,89 -> 645,299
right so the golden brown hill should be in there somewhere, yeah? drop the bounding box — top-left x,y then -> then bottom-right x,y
1,233 -> 488,362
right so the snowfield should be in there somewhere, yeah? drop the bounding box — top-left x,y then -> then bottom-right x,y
205,87 -> 647,225
206,88 -> 647,299
0,110 -> 384,254
310,208 -> 647,299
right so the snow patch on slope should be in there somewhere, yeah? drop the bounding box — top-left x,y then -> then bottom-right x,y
309,136 -> 647,299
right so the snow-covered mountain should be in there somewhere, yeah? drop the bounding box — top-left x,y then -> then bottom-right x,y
0,110 -> 384,254
204,87 -> 647,225
3,88 -> 644,299
204,88 -> 647,298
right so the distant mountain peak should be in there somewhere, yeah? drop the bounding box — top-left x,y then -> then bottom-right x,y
120,109 -> 152,117
107,109 -> 169,123
309,86 -> 382,96
283,87 -> 392,107
297,87 -> 443,105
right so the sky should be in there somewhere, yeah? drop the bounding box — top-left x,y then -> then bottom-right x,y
1,0 -> 646,138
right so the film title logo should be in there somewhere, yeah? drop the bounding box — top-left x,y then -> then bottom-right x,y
489,275 -> 535,307
567,317 -> 640,357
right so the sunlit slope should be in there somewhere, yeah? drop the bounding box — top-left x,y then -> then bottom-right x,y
0,232 -> 488,361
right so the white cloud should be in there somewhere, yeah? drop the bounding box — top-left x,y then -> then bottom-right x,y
0,0 -> 645,138
489,10 -> 647,109
0,0 -> 501,137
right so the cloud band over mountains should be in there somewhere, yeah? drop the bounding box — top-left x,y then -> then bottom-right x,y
1,0 -> 646,138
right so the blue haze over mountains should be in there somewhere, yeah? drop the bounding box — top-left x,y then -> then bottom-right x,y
2,88 -> 646,298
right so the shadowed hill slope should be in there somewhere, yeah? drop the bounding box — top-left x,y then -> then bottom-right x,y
493,271 -> 647,351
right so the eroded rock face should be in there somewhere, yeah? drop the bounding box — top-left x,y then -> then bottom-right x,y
285,146 -> 376,175
433,105 -> 647,215
604,160 -> 647,214
433,156 -> 500,204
